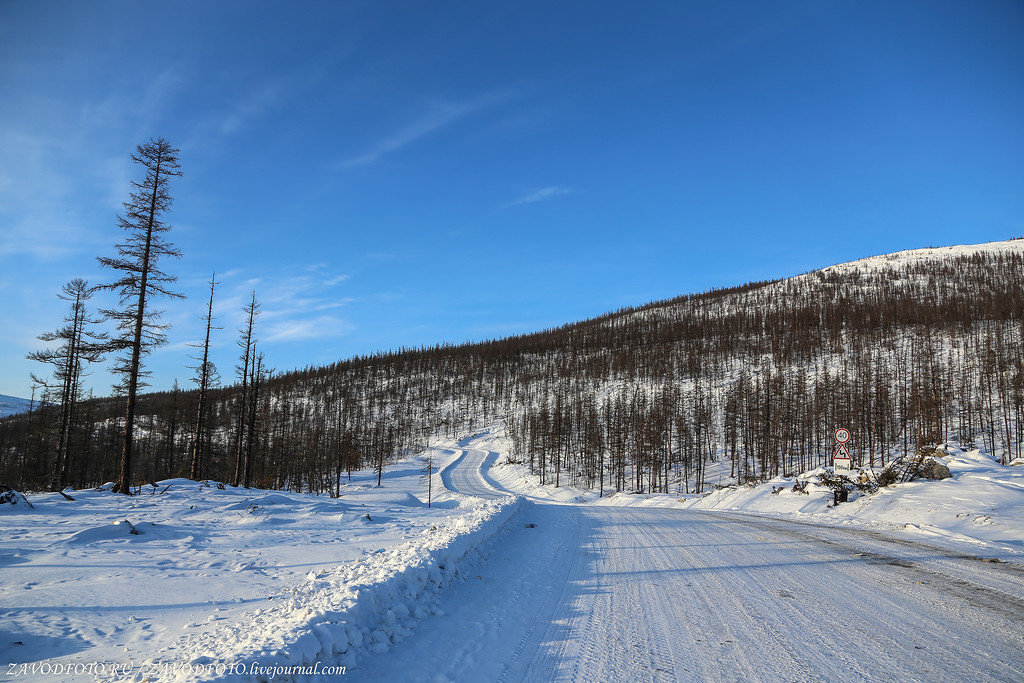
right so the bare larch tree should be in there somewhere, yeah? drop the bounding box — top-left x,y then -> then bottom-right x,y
27,278 -> 107,489
96,137 -> 183,495
232,291 -> 260,486
188,273 -> 221,480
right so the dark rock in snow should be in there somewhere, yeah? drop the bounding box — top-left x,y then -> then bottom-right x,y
919,457 -> 952,480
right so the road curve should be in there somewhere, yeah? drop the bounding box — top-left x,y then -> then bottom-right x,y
441,448 -> 511,500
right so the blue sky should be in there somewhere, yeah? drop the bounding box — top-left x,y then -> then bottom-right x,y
2,0 -> 1022,399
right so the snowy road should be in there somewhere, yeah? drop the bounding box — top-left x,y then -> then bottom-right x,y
514,508 -> 1024,682
356,453 -> 1024,682
441,447 -> 511,500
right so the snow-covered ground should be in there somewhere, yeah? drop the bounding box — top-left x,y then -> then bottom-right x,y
805,239 -> 1024,280
1,447 -> 519,681
4,427 -> 1024,681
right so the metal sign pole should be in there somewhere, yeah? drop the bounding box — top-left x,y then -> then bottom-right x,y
833,428 -> 853,504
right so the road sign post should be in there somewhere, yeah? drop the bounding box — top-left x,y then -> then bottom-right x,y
831,430 -> 847,505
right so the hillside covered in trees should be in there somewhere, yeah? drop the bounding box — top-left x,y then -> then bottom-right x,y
3,240 -> 1022,496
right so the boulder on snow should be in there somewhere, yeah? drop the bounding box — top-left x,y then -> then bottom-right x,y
878,454 -> 952,486
918,457 -> 952,480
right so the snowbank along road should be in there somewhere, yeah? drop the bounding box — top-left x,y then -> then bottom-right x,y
358,440 -> 1024,682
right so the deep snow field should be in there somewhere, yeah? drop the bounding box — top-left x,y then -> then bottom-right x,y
3,427 -> 1024,681
2,448 -> 519,681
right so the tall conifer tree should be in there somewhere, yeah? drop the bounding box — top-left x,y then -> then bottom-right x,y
97,137 -> 183,494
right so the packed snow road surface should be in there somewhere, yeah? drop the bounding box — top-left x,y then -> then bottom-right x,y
358,454 -> 1024,682
441,446 -> 511,500
516,508 -> 1024,682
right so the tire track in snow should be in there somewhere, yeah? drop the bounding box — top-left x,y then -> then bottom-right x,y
496,507 -> 587,683
710,510 -> 1024,618
512,507 -> 1024,683
442,448 -> 511,500
668,513 -> 845,682
360,451 -> 1024,682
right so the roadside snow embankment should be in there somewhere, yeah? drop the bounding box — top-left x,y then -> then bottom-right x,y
673,448 -> 1024,555
157,495 -> 521,682
491,440 -> 1024,561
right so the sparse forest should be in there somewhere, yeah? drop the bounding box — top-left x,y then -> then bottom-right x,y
3,224 -> 1022,496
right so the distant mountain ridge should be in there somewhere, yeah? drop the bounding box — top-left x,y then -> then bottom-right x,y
0,394 -> 33,418
3,239 -> 1022,493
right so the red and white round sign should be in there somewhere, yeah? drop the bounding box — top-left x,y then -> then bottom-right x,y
834,428 -> 851,444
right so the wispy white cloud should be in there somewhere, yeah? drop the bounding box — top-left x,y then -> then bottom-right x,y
216,79 -> 290,136
74,64 -> 187,153
185,59 -> 342,148
263,315 -> 355,343
0,217 -> 103,260
0,130 -> 113,259
0,64 -> 187,265
335,90 -> 512,170
210,264 -> 355,347
504,185 -> 574,208
136,65 -> 186,129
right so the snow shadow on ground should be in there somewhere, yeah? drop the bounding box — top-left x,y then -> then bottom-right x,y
0,630 -> 90,663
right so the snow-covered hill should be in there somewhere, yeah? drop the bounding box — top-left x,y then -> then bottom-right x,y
810,239 -> 1024,279
0,394 -> 32,417
6,239 -> 1023,497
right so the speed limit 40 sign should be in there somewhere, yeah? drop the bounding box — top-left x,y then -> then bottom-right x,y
833,428 -> 853,474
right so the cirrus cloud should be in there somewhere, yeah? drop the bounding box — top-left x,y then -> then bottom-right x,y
503,185 -> 574,208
